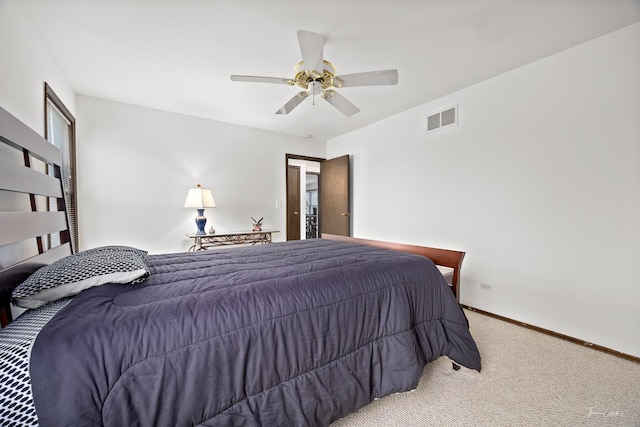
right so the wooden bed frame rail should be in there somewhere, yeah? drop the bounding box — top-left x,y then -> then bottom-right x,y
322,234 -> 465,301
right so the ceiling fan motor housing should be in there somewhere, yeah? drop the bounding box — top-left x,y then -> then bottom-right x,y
293,60 -> 341,91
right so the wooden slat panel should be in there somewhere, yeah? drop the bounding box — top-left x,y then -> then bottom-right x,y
0,106 -> 61,165
24,243 -> 72,266
0,243 -> 72,279
0,243 -> 72,277
0,156 -> 63,197
0,211 -> 67,246
0,243 -> 71,289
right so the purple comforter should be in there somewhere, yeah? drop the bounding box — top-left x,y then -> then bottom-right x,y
31,239 -> 480,426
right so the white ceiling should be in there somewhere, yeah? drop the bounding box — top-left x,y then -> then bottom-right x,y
19,0 -> 640,141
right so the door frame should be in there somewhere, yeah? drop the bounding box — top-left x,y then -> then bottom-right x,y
286,165 -> 301,241
285,154 -> 325,241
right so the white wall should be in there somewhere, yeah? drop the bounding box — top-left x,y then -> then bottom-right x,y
76,96 -> 326,254
0,0 -> 76,133
328,23 -> 640,357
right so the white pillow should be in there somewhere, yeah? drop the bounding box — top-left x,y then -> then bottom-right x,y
12,246 -> 149,309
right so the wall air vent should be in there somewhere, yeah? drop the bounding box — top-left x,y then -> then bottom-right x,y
426,104 -> 458,133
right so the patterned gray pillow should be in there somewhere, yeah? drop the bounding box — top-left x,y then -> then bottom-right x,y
12,246 -> 149,309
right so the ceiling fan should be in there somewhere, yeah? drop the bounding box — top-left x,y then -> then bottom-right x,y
230,30 -> 398,117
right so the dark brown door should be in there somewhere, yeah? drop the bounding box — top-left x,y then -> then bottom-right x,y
319,155 -> 350,237
286,165 -> 301,240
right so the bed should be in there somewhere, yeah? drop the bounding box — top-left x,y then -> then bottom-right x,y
0,105 -> 481,426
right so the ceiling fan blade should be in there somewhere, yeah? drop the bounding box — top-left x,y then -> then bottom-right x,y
322,90 -> 360,117
297,30 -> 324,74
276,91 -> 309,115
230,75 -> 292,85
334,69 -> 398,87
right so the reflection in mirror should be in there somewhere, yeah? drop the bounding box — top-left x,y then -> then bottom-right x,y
305,173 -> 318,238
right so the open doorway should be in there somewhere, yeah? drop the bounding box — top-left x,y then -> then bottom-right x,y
305,173 -> 319,238
286,154 -> 351,241
286,154 -> 322,240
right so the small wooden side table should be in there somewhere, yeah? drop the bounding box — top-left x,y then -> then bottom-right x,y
187,230 -> 279,252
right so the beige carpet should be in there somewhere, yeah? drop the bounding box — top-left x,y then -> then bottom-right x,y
331,309 -> 640,427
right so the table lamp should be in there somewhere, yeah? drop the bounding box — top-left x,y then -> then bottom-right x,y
184,184 -> 216,235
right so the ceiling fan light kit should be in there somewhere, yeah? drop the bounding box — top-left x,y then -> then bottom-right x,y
231,30 -> 398,117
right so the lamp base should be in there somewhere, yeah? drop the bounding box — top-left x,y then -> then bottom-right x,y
195,208 -> 207,236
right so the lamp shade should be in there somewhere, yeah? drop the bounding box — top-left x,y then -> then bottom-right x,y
184,184 -> 216,208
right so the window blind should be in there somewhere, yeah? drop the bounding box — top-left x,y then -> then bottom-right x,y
46,97 -> 76,253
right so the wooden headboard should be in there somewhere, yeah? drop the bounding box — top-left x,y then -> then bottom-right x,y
0,106 -> 72,326
322,234 -> 465,302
